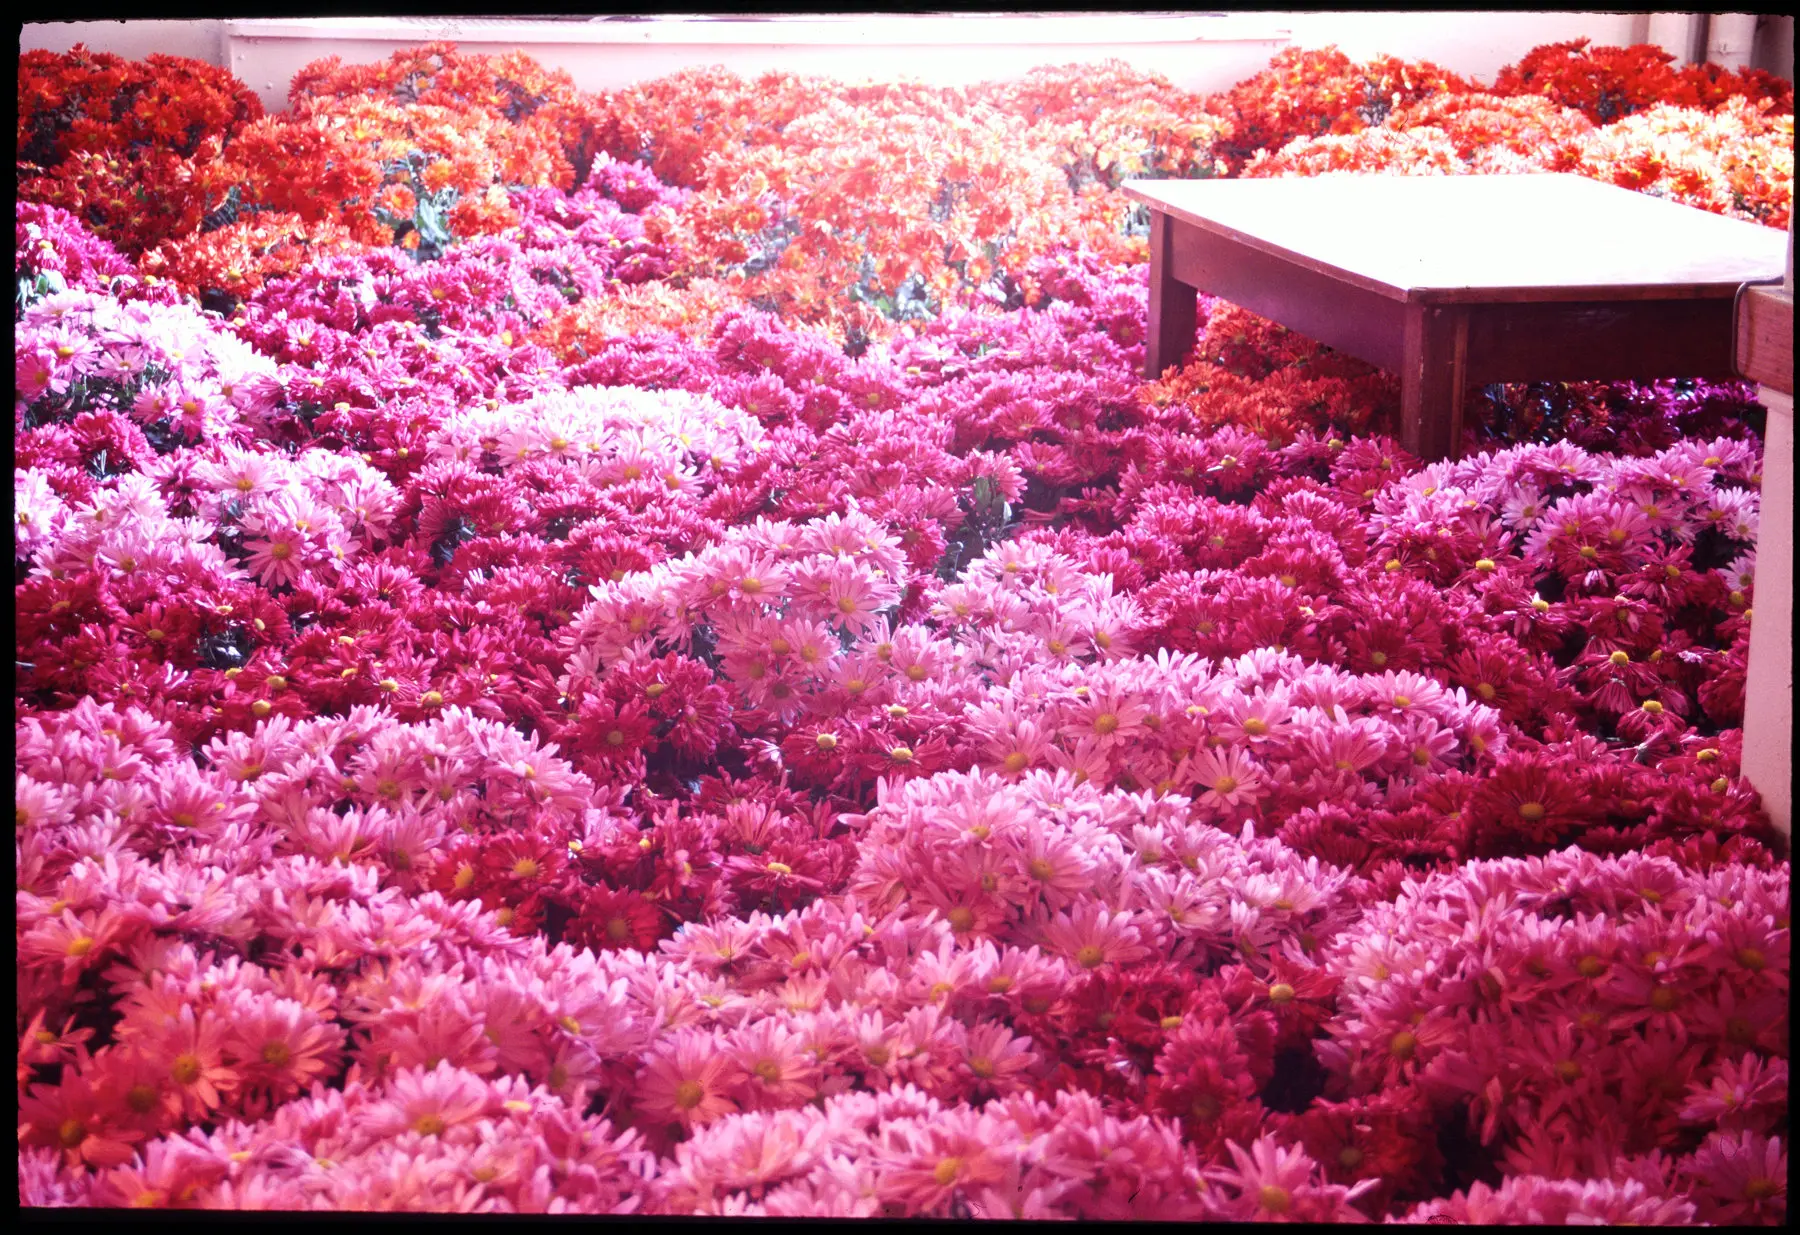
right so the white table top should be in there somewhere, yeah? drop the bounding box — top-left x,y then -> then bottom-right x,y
1124,173 -> 1788,304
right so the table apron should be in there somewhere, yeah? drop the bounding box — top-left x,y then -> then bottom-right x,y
1458,298 -> 1742,384
1163,220 -> 1745,387
1168,227 -> 1407,371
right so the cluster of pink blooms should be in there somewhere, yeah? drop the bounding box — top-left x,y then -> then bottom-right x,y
15,55 -> 1789,1224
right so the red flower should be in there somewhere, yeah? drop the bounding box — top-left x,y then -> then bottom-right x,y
568,886 -> 666,953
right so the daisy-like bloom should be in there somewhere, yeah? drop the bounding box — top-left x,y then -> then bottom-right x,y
18,1063 -> 146,1169
1031,611 -> 1091,665
1720,551 -> 1757,598
13,467 -> 68,558
224,990 -> 348,1113
874,1108 -> 1014,1216
638,1028 -> 744,1129
1038,903 -> 1151,972
18,904 -> 133,985
371,1061 -> 498,1142
1204,1134 -> 1377,1221
973,713 -> 1056,780
1393,712 -> 1459,776
1499,484 -> 1551,531
1015,828 -> 1093,911
17,344 -> 58,402
1186,744 -> 1268,811
1701,910 -> 1790,995
957,1022 -> 1037,1094
773,616 -> 840,679
17,1008 -> 96,1082
673,1107 -> 830,1202
242,524 -> 310,588
1060,685 -> 1149,751
1042,732 -> 1114,789
1213,686 -> 1295,746
728,1018 -> 820,1111
1679,1055 -> 1788,1133
820,560 -> 891,637
570,885 -> 665,953
849,1009 -> 907,1085
93,1135 -> 231,1210
1701,486 -> 1759,543
1683,1129 -> 1786,1224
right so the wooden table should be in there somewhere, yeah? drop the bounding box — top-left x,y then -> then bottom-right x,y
1737,218 -> 1792,847
1124,173 -> 1789,459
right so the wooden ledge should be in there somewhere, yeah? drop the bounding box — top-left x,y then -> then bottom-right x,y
1737,283 -> 1794,395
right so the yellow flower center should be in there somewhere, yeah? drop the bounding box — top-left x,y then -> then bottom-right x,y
673,1079 -> 705,1110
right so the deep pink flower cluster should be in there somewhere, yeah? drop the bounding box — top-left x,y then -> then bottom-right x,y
15,45 -> 1789,1222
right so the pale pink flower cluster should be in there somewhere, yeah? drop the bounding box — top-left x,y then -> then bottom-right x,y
15,287 -> 281,435
21,1063 -> 653,1212
653,1084 -> 1212,1219
844,767 -> 1357,973
1395,435 -> 1762,590
563,508 -> 912,703
425,384 -> 766,483
963,644 -> 1505,810
25,471 -> 232,586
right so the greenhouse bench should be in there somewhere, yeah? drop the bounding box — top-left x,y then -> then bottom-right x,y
1125,173 -> 1789,461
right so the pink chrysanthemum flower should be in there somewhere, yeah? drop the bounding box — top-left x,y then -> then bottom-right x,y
1039,903 -> 1151,972
1187,744 -> 1268,810
371,1062 -> 497,1142
1685,1129 -> 1787,1224
638,1029 -> 744,1129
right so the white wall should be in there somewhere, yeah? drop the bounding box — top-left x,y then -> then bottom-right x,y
19,13 -> 1798,113
1280,10 -> 1642,83
213,14 -> 1294,112
19,18 -> 221,64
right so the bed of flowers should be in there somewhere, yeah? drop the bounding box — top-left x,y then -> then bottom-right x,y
14,37 -> 1791,1220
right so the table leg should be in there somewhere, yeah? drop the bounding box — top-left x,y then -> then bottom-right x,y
1400,303 -> 1469,462
1742,387 -> 1792,846
1145,211 -> 1198,381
